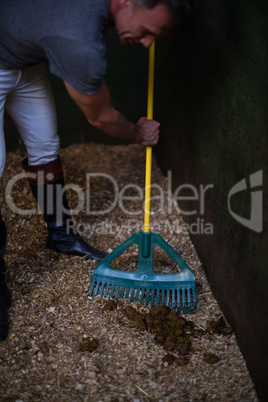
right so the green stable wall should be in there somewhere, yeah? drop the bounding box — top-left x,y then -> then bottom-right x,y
3,4 -> 268,399
153,1 -> 268,400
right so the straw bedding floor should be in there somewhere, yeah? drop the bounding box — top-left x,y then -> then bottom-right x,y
0,143 -> 258,401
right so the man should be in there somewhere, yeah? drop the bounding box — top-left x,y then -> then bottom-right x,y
0,0 -> 192,341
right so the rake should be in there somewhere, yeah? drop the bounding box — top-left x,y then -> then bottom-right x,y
89,42 -> 197,314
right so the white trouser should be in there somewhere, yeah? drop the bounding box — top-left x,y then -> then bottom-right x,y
0,64 -> 60,178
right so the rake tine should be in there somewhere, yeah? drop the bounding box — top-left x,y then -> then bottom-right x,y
161,290 -> 165,306
177,289 -> 181,313
156,289 -> 160,305
120,286 -> 125,299
93,282 -> 99,297
137,288 -> 143,302
130,287 -> 135,303
97,282 -> 103,297
171,289 -> 176,309
110,284 -> 115,298
152,289 -> 156,306
169,290 -> 173,308
167,290 -> 171,308
182,289 -> 186,313
145,288 -> 150,306
114,285 -> 120,298
140,288 -> 145,304
150,289 -> 154,307
187,288 -> 191,313
128,287 -> 132,299
133,288 -> 138,302
104,283 -> 110,298
134,288 -> 139,302
124,287 -> 130,300
150,288 -> 154,306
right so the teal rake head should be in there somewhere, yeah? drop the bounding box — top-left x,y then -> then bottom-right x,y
89,231 -> 197,314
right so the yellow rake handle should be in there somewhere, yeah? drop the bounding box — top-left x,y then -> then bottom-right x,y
144,41 -> 155,233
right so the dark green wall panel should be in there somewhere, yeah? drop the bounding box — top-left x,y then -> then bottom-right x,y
154,1 -> 267,399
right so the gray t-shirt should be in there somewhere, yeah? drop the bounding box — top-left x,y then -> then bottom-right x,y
0,0 -> 110,95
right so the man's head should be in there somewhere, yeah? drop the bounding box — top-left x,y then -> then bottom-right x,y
111,0 -> 193,47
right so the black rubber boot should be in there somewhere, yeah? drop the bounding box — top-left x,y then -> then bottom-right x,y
0,220 -> 11,342
22,157 -> 107,261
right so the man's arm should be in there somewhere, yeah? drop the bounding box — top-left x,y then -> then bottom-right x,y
64,81 -> 160,146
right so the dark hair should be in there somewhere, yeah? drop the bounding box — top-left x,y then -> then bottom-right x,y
133,0 -> 194,21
